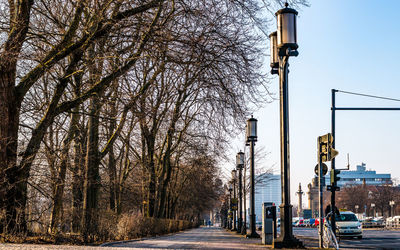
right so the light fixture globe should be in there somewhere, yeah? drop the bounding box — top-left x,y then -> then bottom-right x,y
246,116 -> 257,142
269,31 -> 279,68
276,3 -> 298,50
232,169 -> 237,178
236,151 -> 245,168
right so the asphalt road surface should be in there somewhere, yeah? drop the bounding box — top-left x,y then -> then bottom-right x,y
294,227 -> 400,249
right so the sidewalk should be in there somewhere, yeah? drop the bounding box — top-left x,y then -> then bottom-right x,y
103,226 -> 271,249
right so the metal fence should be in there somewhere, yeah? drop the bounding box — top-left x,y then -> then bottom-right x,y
386,216 -> 400,228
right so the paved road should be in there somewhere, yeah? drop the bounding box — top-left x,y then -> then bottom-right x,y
294,227 -> 400,249
104,226 -> 268,249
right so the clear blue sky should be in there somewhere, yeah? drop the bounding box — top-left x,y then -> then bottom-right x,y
226,0 -> 400,208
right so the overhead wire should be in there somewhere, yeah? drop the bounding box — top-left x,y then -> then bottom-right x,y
336,90 -> 400,102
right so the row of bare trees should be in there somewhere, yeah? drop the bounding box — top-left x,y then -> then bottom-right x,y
0,0 -> 307,240
337,184 -> 400,217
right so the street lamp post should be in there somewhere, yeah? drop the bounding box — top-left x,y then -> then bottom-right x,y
246,116 -> 260,238
371,203 -> 375,218
228,185 -> 233,229
390,201 -> 395,217
232,169 -> 238,231
236,151 -> 245,234
269,3 -> 302,248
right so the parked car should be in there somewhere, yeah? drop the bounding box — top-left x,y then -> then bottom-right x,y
335,211 -> 362,239
361,218 -> 375,228
309,218 -> 316,227
373,217 -> 385,227
295,219 -> 304,227
314,218 -> 324,227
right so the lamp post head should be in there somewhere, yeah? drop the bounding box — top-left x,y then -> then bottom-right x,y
236,151 -> 245,168
246,116 -> 257,142
275,3 -> 298,54
269,31 -> 279,73
232,169 -> 237,179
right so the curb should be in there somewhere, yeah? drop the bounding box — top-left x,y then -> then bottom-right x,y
100,238 -> 145,247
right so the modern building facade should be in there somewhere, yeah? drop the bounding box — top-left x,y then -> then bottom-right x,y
323,163 -> 392,187
251,173 -> 281,222
307,163 -> 392,218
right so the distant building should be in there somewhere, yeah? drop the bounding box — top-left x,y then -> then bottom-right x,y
250,173 -> 281,222
323,163 -> 392,187
307,163 -> 392,217
307,176 -> 321,218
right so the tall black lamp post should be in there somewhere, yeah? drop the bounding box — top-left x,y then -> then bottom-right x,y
236,151 -> 245,234
228,184 -> 233,229
269,3 -> 302,248
246,116 -> 259,238
232,169 -> 238,231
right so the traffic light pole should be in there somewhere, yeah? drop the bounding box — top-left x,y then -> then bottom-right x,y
330,89 -> 400,235
318,138 -> 324,248
331,89 -> 337,235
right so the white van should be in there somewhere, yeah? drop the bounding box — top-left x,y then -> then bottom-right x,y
335,211 -> 362,239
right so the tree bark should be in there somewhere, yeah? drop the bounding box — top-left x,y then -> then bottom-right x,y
0,0 -> 34,234
82,94 -> 101,241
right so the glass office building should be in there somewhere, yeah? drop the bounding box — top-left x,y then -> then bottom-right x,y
249,173 -> 281,223
323,163 -> 392,187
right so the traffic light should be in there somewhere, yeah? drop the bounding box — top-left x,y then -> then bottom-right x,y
319,137 -> 328,162
330,169 -> 341,185
318,133 -> 339,162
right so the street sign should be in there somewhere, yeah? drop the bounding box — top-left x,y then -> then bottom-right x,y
327,185 -> 340,191
265,206 -> 274,219
231,198 -> 238,210
314,163 -> 328,176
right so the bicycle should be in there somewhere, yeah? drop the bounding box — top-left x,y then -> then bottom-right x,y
322,212 -> 339,249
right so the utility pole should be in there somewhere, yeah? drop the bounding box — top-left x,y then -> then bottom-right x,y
331,88 -> 400,234
318,133 -> 338,248
331,89 -> 338,235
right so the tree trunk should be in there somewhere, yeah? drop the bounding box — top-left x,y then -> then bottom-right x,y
71,130 -> 85,233
0,64 -> 24,234
0,0 -> 35,234
82,95 -> 101,241
107,99 -> 117,212
49,107 -> 80,233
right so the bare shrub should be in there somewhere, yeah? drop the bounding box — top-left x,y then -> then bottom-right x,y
116,212 -> 197,240
97,211 -> 118,241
